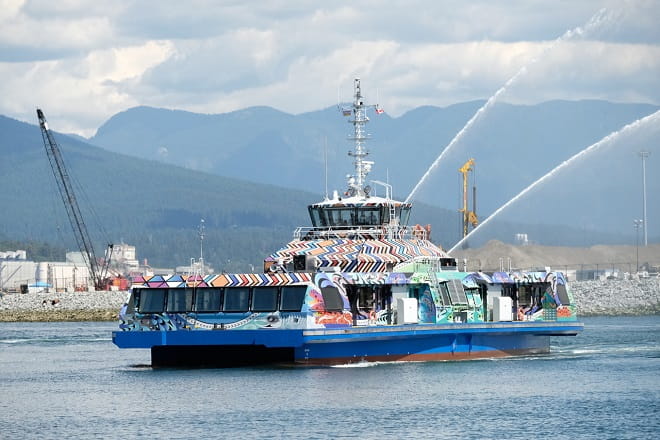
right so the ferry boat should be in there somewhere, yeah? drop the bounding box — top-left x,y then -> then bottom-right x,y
112,79 -> 583,367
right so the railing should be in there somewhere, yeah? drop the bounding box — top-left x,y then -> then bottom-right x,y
458,259 -> 658,281
293,225 -> 429,241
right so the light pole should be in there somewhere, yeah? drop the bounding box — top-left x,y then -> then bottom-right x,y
634,219 -> 643,272
198,218 -> 205,276
639,151 -> 650,246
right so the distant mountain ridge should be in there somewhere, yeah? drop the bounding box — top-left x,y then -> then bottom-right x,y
89,99 -> 660,235
90,101 -> 659,195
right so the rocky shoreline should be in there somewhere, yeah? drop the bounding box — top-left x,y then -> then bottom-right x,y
0,290 -> 129,322
570,278 -> 660,316
0,278 -> 658,322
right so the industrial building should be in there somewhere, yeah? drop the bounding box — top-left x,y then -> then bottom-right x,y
0,250 -> 91,293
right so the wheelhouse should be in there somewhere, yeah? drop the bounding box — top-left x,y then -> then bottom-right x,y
307,201 -> 412,228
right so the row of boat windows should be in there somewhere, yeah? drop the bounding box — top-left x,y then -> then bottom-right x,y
135,286 -> 308,314
308,206 -> 412,228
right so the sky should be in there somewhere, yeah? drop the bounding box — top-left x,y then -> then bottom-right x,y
0,0 -> 658,137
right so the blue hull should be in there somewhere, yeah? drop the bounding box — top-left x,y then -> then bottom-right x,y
112,321 -> 583,367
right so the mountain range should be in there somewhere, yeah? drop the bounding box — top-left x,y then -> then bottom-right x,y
90,100 -> 659,232
1,99 -> 658,269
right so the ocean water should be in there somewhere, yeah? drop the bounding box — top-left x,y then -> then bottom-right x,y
0,316 -> 658,440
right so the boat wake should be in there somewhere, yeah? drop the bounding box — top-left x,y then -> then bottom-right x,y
0,336 -> 112,345
331,360 -> 410,368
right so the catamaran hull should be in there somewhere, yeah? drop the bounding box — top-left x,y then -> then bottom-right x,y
112,321 -> 582,367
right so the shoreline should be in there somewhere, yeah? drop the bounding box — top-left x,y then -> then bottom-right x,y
0,309 -> 120,322
1,278 -> 658,322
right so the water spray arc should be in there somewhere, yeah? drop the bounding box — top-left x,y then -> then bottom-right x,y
448,109 -> 660,254
405,8 -> 614,204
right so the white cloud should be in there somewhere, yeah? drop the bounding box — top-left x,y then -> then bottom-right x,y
507,41 -> 660,104
0,0 -> 120,60
0,40 -> 174,135
0,0 -> 657,135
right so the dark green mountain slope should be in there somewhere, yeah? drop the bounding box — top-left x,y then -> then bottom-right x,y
0,114 -> 311,269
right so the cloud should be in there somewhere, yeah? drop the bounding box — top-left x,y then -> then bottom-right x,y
136,28 -> 279,94
0,0 -> 658,135
507,41 -> 660,104
0,0 -> 119,61
0,39 -> 174,135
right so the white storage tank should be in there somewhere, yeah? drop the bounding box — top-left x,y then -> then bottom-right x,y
37,262 -> 49,283
492,296 -> 513,321
396,297 -> 418,324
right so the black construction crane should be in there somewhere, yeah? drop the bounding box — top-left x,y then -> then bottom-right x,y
37,109 -> 113,291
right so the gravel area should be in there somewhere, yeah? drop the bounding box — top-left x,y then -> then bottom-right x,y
1,277 -> 658,321
570,277 -> 660,316
0,290 -> 129,322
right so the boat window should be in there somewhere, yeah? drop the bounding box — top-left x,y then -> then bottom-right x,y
195,288 -> 223,312
252,287 -> 279,312
280,286 -> 307,312
440,258 -> 457,268
224,287 -> 250,312
465,288 -> 477,307
356,207 -> 381,226
166,288 -> 194,313
438,283 -> 452,305
321,286 -> 344,312
556,283 -> 570,305
518,285 -> 532,306
358,286 -> 374,311
308,207 -> 325,227
447,279 -> 468,304
325,208 -> 354,227
138,288 -> 166,313
399,206 -> 411,226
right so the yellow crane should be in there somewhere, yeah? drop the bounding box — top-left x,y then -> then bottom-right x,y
459,158 -> 478,238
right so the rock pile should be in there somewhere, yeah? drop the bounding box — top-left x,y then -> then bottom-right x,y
0,290 -> 128,322
570,277 -> 660,316
0,278 -> 658,321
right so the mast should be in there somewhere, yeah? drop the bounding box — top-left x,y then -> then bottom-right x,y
344,78 -> 380,198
